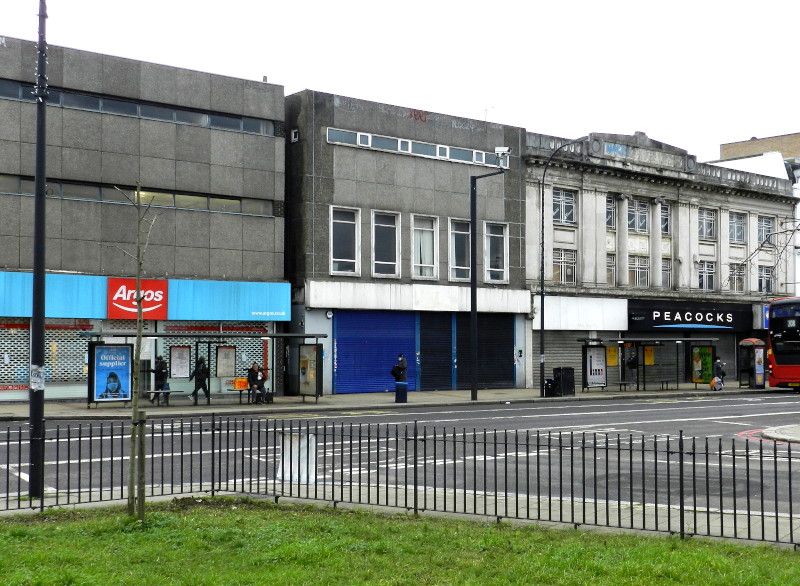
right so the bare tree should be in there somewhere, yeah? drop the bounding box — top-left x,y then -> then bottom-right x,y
110,184 -> 158,520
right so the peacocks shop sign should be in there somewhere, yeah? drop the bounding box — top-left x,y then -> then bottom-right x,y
627,300 -> 753,331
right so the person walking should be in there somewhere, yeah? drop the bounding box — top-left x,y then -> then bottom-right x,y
189,356 -> 210,405
150,355 -> 170,405
247,361 -> 267,404
715,357 -> 726,383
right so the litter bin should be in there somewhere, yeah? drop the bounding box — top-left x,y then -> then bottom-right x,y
552,367 -> 575,396
395,382 -> 408,403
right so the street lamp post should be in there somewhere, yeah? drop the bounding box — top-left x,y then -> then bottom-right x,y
538,136 -> 587,397
470,149 -> 510,401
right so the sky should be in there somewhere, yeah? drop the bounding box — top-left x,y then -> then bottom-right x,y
3,0 -> 796,163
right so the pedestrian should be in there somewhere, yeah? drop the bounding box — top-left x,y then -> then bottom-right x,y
715,357 -> 726,383
261,368 -> 273,403
247,361 -> 267,404
391,353 -> 407,383
150,355 -> 170,405
188,356 -> 210,405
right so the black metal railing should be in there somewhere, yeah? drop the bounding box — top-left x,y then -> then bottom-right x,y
1,417 -> 797,545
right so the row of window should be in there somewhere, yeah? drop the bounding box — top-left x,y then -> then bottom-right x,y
554,248 -> 775,293
0,174 -> 275,217
326,128 -> 510,169
555,189 -> 776,246
0,78 -> 277,137
331,207 -> 509,282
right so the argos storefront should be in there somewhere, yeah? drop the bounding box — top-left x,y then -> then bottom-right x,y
0,272 -> 290,401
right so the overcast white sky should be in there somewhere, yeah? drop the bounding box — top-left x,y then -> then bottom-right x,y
3,0 -> 796,162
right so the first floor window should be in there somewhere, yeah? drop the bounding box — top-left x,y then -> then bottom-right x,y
373,212 -> 399,276
607,254 -> 616,285
758,265 -> 774,293
484,223 -> 508,282
412,215 -> 437,278
553,249 -> 576,284
331,207 -> 359,274
450,219 -> 471,280
628,255 -> 649,287
729,263 -> 745,293
698,260 -> 716,291
662,258 -> 672,288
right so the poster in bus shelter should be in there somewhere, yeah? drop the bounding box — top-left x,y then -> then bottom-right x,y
585,346 -> 607,388
644,346 -> 655,366
606,346 -> 618,367
690,346 -> 713,384
88,343 -> 133,403
754,347 -> 765,386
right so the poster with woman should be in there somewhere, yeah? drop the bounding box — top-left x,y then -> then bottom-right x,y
89,343 -> 133,403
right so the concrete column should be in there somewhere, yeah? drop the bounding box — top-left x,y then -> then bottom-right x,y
650,199 -> 663,288
616,195 -> 629,286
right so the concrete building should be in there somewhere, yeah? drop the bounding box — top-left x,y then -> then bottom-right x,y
284,91 -> 530,395
0,36 -> 289,400
526,132 -> 796,391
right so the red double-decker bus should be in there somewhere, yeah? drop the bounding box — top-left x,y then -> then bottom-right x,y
767,297 -> 800,388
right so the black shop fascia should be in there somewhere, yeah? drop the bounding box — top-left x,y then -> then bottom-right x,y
627,299 -> 753,332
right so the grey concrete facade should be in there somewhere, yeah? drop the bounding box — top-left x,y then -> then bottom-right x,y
0,36 -> 285,281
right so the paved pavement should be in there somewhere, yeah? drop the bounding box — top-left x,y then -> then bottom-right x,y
1,384 -> 798,444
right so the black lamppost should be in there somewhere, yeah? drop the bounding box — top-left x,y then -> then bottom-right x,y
470,148 -> 510,401
538,136 -> 587,397
29,0 -> 49,500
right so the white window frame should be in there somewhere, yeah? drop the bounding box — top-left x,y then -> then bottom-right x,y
628,255 -> 650,287
758,265 -> 774,293
330,206 -> 361,276
698,208 -> 716,240
661,204 -> 670,235
661,258 -> 672,288
758,216 -> 775,246
449,218 -> 471,282
553,188 -> 577,225
729,263 -> 745,293
698,260 -> 716,291
606,196 -> 616,231
372,210 -> 400,278
729,212 -> 746,244
483,221 -> 509,283
627,199 -> 649,234
412,214 -> 438,280
553,248 -> 577,285
607,254 -> 616,285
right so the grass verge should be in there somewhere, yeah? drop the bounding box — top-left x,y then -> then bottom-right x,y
0,497 -> 797,585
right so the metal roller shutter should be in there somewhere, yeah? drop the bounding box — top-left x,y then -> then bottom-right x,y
455,313 -> 514,389
334,310 -> 416,394
419,312 -> 454,390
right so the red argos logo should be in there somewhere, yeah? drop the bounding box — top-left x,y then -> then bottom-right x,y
107,278 -> 169,320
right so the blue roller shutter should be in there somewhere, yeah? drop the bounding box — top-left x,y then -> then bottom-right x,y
334,310 -> 416,394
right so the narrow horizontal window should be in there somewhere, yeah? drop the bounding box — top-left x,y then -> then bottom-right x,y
62,93 -> 101,111
175,194 -> 208,210
0,79 -> 19,99
242,199 -> 274,216
102,98 -> 138,116
138,190 -> 175,207
176,110 -> 208,126
61,183 -> 101,200
412,142 -> 437,156
209,197 -> 241,212
209,113 -> 241,131
327,128 -> 358,145
0,174 -> 19,193
141,104 -> 175,122
449,147 -> 473,162
371,135 -> 399,151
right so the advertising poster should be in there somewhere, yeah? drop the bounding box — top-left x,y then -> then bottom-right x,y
754,347 -> 765,386
644,346 -> 655,366
585,346 -> 607,388
299,344 -> 322,398
690,346 -> 713,384
170,346 -> 191,378
90,344 -> 132,402
216,346 -> 235,377
606,346 -> 618,367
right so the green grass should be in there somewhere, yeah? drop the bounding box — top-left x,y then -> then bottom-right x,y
0,497 -> 797,585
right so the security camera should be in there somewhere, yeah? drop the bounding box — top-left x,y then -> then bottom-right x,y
494,147 -> 511,155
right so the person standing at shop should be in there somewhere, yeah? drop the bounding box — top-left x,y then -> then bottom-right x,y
715,357 -> 726,384
150,355 -> 170,405
189,356 -> 210,405
391,353 -> 408,403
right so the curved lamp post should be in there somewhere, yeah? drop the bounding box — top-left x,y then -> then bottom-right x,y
538,136 -> 587,397
470,149 -> 510,401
